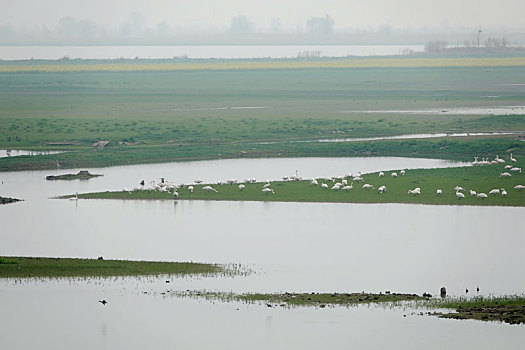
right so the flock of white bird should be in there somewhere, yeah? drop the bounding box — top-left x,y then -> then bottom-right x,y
125,153 -> 522,201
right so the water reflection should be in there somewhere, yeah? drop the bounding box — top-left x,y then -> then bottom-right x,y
0,157 -> 523,349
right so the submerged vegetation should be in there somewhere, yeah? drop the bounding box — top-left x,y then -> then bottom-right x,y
0,256 -> 223,278
0,196 -> 21,204
173,290 -> 525,325
430,295 -> 525,325
71,158 -> 525,207
173,290 -> 427,307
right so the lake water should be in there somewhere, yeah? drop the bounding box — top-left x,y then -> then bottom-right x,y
0,149 -> 65,158
1,157 -> 524,349
0,45 -> 424,60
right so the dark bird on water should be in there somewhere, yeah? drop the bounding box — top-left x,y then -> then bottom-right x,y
477,286 -> 480,293
99,299 -> 108,306
140,180 -> 145,186
466,288 -> 469,294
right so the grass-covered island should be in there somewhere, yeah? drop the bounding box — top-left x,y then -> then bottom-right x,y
46,170 -> 102,181
175,290 -> 525,325
432,296 -> 525,325
0,256 -> 223,278
0,196 -> 21,204
67,158 -> 525,207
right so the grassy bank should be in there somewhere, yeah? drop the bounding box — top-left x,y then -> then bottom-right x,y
71,159 -> 525,207
0,63 -> 524,171
0,256 -> 223,278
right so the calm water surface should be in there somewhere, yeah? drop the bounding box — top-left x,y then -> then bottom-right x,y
1,157 -> 523,349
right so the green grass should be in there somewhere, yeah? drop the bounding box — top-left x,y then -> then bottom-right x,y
0,256 -> 223,278
71,159 -> 525,207
0,63 -> 524,171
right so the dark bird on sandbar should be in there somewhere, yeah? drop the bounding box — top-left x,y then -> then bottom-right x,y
99,299 -> 108,306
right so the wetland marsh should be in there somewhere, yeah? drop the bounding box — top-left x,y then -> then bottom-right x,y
1,56 -> 524,349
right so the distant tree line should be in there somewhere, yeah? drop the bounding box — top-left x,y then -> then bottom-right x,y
425,37 -> 511,52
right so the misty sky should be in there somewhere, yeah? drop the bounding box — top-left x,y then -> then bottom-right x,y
2,0 -> 525,31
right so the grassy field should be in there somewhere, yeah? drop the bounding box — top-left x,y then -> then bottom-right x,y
70,159 -> 525,206
1,57 -> 525,73
0,60 -> 524,171
0,256 -> 223,278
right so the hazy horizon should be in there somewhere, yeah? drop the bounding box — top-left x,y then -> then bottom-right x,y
1,0 -> 525,45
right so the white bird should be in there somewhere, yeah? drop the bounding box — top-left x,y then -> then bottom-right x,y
362,184 -> 374,190
321,183 -> 328,189
173,191 -> 179,199
353,176 -> 363,182
262,188 -> 274,195
436,189 -> 442,196
495,155 -> 505,164
262,183 -> 271,189
282,176 -> 289,181
226,179 -> 237,185
510,153 -> 517,162
202,186 -> 218,193
510,167 -> 521,173
342,185 -> 353,191
456,191 -> 465,200
400,170 -> 406,176
477,193 -> 487,199
342,179 -> 348,186
238,184 -> 246,191
331,184 -> 341,191
472,157 -> 479,165
489,189 -> 500,196
513,185 -> 524,191
501,189 -> 507,197
505,165 -> 513,169
378,172 -> 384,177
194,179 -> 203,184
391,172 -> 398,178
469,189 -> 476,196
310,179 -> 318,185
70,192 -> 78,201
378,185 -> 386,194
188,186 -> 194,193
408,188 -> 420,195
454,186 -> 465,192
499,172 -> 512,177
